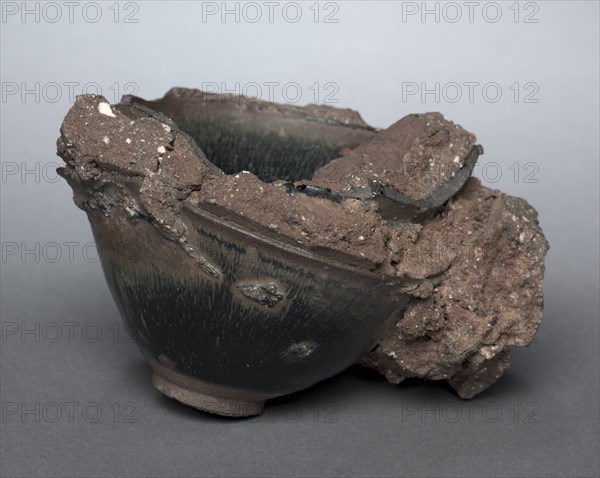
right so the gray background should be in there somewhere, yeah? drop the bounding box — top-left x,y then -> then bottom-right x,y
1,1 -> 598,477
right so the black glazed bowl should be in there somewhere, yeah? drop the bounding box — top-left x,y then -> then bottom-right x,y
59,89 -> 412,417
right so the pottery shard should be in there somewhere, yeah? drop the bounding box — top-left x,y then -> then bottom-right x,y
57,92 -> 549,399
311,112 -> 483,221
358,178 -> 549,398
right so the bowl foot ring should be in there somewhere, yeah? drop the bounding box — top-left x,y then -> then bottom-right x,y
144,352 -> 267,417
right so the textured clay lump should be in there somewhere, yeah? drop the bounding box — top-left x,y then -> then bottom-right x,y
359,179 -> 548,398
57,90 -> 549,398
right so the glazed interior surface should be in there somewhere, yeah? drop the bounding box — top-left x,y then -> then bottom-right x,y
126,96 -> 375,183
180,118 -> 344,182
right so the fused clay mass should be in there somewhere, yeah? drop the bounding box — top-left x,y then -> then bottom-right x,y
358,179 -> 548,398
57,90 -> 549,399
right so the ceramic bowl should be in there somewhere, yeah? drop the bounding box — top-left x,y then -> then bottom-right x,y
59,89 -> 412,416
